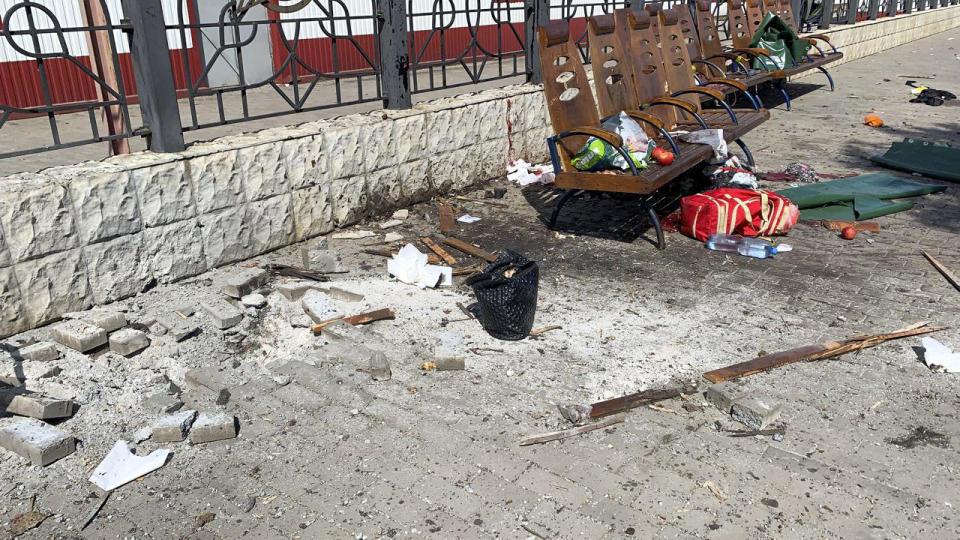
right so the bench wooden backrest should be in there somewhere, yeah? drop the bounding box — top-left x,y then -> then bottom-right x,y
694,0 -> 724,59
643,3 -> 663,43
623,5 -> 678,127
676,2 -> 703,62
745,0 -> 766,40
776,0 -> 797,30
656,8 -> 703,117
537,21 -> 600,166
727,0 -> 754,49
587,13 -> 639,119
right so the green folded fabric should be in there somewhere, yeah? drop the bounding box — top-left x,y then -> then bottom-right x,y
748,13 -> 812,70
776,173 -> 947,221
870,138 -> 960,182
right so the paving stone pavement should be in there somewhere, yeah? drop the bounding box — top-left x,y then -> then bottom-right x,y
2,29 -> 960,539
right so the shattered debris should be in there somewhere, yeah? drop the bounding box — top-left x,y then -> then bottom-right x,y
89,440 -> 171,491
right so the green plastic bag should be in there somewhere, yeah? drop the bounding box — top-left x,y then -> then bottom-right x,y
748,13 -> 812,70
571,112 -> 654,172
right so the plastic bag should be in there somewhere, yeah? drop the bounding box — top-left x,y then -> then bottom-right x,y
571,112 -> 655,172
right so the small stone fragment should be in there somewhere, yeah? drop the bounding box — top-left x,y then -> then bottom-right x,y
301,246 -> 343,273
731,397 -> 783,430
368,352 -> 391,381
154,312 -> 199,341
384,232 -> 403,243
272,375 -> 291,387
189,412 -> 238,444
301,290 -> 341,323
434,331 -> 466,365
0,418 -> 75,466
18,342 -> 60,362
241,496 -> 256,513
241,294 -> 267,308
170,304 -> 196,317
133,426 -> 152,443
391,209 -> 409,220
215,388 -> 231,406
0,359 -> 62,386
109,328 -> 150,357
276,280 -> 323,301
705,380 -> 751,414
200,298 -> 244,330
379,219 -> 403,229
142,393 -> 183,414
331,230 -> 376,240
151,409 -> 198,442
435,357 -> 466,371
220,267 -> 269,299
0,389 -> 73,420
50,320 -> 108,353
197,512 -> 216,528
327,287 -> 364,303
82,311 -> 127,332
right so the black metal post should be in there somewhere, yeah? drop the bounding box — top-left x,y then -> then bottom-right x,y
905,0 -> 913,12
790,0 -> 803,28
917,0 -> 925,10
377,0 -> 411,109
121,0 -> 184,153
846,0 -> 858,22
525,0 -> 549,84
887,0 -> 899,15
820,0 -> 834,28
867,0 -> 879,18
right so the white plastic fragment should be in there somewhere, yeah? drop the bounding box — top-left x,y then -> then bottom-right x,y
507,159 -> 555,186
387,244 -> 452,289
89,440 -> 171,491
920,337 -> 960,373
457,215 -> 481,224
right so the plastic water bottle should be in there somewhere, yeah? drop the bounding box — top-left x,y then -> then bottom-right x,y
706,233 -> 791,259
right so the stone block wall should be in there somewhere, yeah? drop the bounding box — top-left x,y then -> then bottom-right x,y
0,85 -> 552,338
792,5 -> 960,78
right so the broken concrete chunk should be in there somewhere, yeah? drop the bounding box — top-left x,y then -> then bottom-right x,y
241,294 -> 267,308
321,320 -> 366,342
152,409 -> 198,442
201,298 -> 244,330
731,397 -> 783,430
368,351 -> 391,381
142,392 -> 183,414
220,267 -> 269,299
154,312 -> 199,342
326,287 -> 364,303
0,418 -> 75,466
189,412 -> 238,444
392,209 -> 409,220
0,389 -> 73,420
301,290 -> 342,324
705,380 -> 751,414
51,320 -> 108,353
109,328 -> 150,357
276,280 -> 322,301
379,219 -> 403,229
435,357 -> 466,371
331,230 -> 376,240
434,332 -> 466,363
18,342 -> 59,362
384,232 -> 404,243
83,311 -> 127,332
170,303 -> 196,317
301,246 -> 343,273
0,361 -> 62,386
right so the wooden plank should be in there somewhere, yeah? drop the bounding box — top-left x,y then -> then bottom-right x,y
442,237 -> 497,263
519,414 -> 625,446
588,386 -> 692,419
821,219 -> 881,232
311,308 -> 395,334
439,203 -> 456,234
703,325 -> 948,383
81,0 -> 129,157
922,250 -> 960,293
421,237 -> 457,265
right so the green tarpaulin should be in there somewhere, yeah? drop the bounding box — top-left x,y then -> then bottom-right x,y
870,138 -> 960,183
776,173 -> 947,221
747,13 -> 812,71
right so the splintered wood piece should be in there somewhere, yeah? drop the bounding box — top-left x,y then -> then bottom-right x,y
529,325 -> 562,337
820,219 -> 881,232
312,308 -> 395,334
439,203 -> 456,234
702,324 -> 948,383
588,387 -> 692,419
452,264 -> 483,277
922,250 -> 960,293
519,414 -> 625,446
442,237 -> 497,263
421,237 -> 457,265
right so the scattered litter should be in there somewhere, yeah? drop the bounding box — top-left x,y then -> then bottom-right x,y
905,80 -> 956,106
562,386 -> 694,423
439,203 -> 456,234
529,325 -> 562,337
421,237 -> 457,265
710,166 -> 758,190
310,308 -> 395,334
507,159 -> 555,186
821,219 -> 880,233
706,233 -> 790,259
782,162 -> 818,184
680,129 -> 727,162
387,244 -> 452,288
442,237 -> 498,262
420,362 -> 437,371
331,230 -> 377,240
519,414 -> 625,446
704,322 -> 945,382
921,250 -> 960,292
265,264 -> 334,282
647,404 -> 679,414
863,114 -> 884,127
702,481 -> 728,502
919,337 -> 960,373
457,214 -> 481,224
89,440 -> 171,491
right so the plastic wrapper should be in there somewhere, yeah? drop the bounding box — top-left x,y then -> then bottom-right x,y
571,112 -> 655,172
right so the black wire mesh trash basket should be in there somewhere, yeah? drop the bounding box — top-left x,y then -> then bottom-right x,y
466,250 -> 539,341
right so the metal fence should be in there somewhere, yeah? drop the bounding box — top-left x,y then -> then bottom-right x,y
1,0 -> 957,160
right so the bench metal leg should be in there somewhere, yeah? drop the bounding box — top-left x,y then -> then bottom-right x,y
777,79 -> 792,110
733,138 -> 755,167
641,198 -> 666,250
817,66 -> 836,91
549,189 -> 582,229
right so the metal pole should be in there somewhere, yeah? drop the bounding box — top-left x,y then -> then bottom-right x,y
121,0 -> 184,153
887,0 -> 898,16
525,0 -> 549,84
790,0 -> 803,28
846,0 -> 858,23
820,0 -> 834,28
377,0 -> 411,109
905,0 -> 913,13
867,0 -> 879,18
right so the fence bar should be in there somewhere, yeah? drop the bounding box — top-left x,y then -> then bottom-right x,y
905,0 -> 913,12
120,0 -> 184,153
525,0 -> 550,84
868,0 -> 879,18
887,0 -> 898,15
377,0 -> 411,109
820,0 -> 834,28
846,0 -> 858,22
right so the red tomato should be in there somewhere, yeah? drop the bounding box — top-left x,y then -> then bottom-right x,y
841,226 -> 857,240
652,147 -> 675,165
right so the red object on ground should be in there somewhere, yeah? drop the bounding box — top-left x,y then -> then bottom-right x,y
680,188 -> 799,242
652,147 -> 675,165
841,226 -> 858,240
